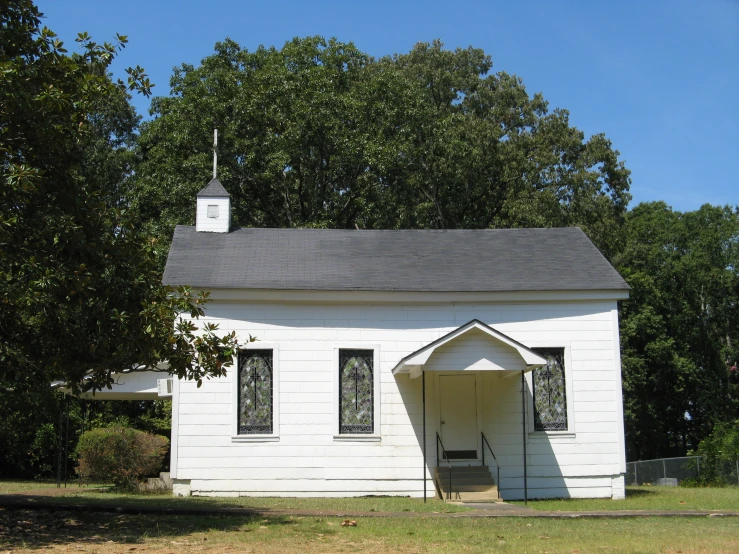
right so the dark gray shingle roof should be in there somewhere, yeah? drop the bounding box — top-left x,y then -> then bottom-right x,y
163,226 -> 629,292
196,178 -> 230,197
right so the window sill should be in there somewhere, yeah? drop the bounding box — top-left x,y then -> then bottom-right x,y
231,435 -> 280,443
528,432 -> 576,440
333,435 -> 381,442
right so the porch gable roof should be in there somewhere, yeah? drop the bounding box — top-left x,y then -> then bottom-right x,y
391,319 -> 547,377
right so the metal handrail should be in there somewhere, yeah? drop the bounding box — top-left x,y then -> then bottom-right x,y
435,432 -> 453,500
481,432 -> 501,496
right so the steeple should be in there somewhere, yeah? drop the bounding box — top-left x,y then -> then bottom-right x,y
195,129 -> 231,233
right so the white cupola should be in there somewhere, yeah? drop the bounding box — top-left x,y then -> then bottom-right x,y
195,129 -> 231,233
196,178 -> 231,233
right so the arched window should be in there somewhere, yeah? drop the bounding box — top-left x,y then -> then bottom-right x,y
339,350 -> 374,434
532,348 -> 567,431
238,350 -> 273,434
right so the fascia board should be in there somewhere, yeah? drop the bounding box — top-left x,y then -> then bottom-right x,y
200,288 -> 630,304
391,320 -> 547,374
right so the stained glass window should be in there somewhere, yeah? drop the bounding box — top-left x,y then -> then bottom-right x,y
238,350 -> 273,434
339,349 -> 374,434
532,348 -> 568,431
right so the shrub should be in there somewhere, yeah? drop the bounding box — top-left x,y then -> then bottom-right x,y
691,420 -> 739,486
76,426 -> 169,490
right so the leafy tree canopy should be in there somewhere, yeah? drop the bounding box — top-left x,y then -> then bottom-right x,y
692,419 -> 739,485
132,37 -> 631,258
0,0 -> 238,394
616,202 -> 739,460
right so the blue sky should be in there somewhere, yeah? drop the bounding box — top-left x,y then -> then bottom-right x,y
37,0 -> 737,212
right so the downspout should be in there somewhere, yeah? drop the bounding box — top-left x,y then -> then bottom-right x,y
521,370 -> 528,505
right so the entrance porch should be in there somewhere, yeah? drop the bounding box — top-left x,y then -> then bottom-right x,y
392,319 -> 547,502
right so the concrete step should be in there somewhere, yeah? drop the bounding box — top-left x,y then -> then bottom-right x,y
144,477 -> 169,491
437,477 -> 496,487
141,472 -> 173,493
435,465 -> 499,502
439,484 -> 499,493
435,466 -> 493,474
437,465 -> 490,472
435,468 -> 493,480
448,491 -> 501,502
435,469 -> 492,479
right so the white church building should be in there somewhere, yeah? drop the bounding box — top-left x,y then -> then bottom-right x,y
90,177 -> 631,501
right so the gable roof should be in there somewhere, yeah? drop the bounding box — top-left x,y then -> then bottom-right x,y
162,226 -> 629,293
392,319 -> 548,376
196,178 -> 230,197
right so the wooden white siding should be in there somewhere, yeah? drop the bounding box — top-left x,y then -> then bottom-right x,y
424,328 -> 526,372
195,197 -> 230,233
172,299 -> 626,499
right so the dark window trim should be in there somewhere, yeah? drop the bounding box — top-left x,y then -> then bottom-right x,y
531,347 -> 568,432
237,349 -> 273,435
338,349 -> 374,435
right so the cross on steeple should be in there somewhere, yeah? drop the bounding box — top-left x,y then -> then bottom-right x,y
213,129 -> 218,180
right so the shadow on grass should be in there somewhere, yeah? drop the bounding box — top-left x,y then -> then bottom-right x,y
0,489 -> 263,512
0,508 -> 292,549
625,487 -> 659,498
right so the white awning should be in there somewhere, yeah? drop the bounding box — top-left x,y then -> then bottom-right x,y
392,319 -> 547,379
52,365 -> 171,400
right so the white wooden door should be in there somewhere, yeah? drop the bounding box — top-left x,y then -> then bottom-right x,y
439,374 -> 478,456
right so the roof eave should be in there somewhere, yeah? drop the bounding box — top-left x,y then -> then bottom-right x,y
160,286 -> 630,303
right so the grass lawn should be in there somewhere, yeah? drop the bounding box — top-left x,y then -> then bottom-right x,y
179,494 -> 470,513
0,479 -> 107,494
1,508 -> 738,553
511,485 -> 739,512
0,483 -> 470,513
5,481 -> 739,513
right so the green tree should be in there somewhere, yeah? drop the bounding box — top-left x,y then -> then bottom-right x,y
0,387 -> 64,477
616,202 -> 739,460
0,0 -> 238,395
692,420 -> 739,485
131,37 -> 631,258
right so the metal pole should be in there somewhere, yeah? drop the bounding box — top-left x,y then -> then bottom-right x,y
521,371 -> 528,505
634,462 -> 638,486
736,460 -> 739,487
422,371 -> 426,503
56,406 -> 63,488
79,400 -> 85,487
63,396 -> 70,488
663,459 -> 666,483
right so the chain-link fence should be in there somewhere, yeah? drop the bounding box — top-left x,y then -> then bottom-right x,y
626,456 -> 699,486
626,456 -> 739,486
696,458 -> 739,486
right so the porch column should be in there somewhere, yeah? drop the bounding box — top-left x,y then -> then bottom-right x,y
422,370 -> 426,503
521,370 -> 528,504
